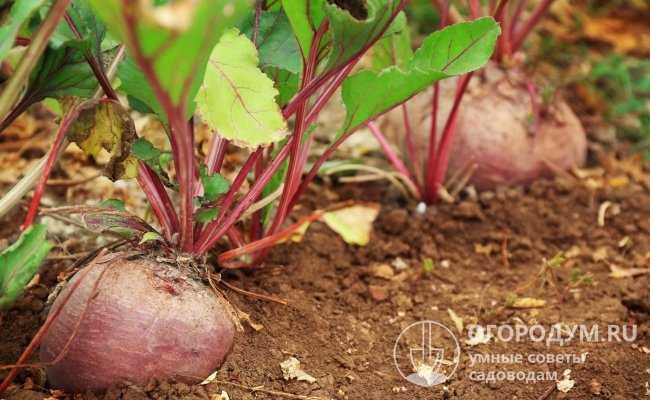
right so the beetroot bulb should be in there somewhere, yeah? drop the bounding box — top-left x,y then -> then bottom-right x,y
39,253 -> 236,392
380,61 -> 587,191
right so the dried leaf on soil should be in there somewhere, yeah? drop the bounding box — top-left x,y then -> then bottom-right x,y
509,297 -> 547,309
447,308 -> 464,334
583,16 -> 650,55
557,369 -> 576,393
609,264 -> 650,279
200,371 -> 218,385
322,203 -> 380,246
280,357 -> 316,383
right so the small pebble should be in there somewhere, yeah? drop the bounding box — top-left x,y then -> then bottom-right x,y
415,202 -> 427,214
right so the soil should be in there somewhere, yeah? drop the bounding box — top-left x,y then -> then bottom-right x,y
2,170 -> 650,399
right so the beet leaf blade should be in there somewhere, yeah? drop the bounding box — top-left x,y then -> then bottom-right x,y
340,17 -> 500,134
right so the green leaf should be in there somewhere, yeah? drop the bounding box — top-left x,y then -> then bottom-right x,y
340,17 -> 500,134
241,9 -> 302,74
199,167 -> 230,203
241,9 -> 301,109
132,137 -> 161,162
409,17 -> 500,75
280,0 -> 325,58
268,66 -> 300,107
0,224 -> 52,309
371,12 -> 412,71
118,56 -> 165,120
88,0 -> 250,108
139,231 -> 163,245
0,0 -> 47,64
196,207 -> 219,223
67,99 -> 138,180
51,0 -> 109,54
322,0 -> 402,73
100,198 -> 126,211
18,0 -> 115,104
196,29 -> 288,148
131,137 -> 174,188
24,43 -> 110,101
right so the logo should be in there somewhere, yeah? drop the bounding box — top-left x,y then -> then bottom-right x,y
393,320 -> 461,387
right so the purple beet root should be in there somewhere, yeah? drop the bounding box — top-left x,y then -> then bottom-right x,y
39,255 -> 236,392
443,65 -> 587,190
380,62 -> 587,191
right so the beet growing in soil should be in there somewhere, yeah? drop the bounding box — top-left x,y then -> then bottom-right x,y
40,256 -> 236,392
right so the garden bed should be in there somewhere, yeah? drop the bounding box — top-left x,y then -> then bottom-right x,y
2,168 -> 649,399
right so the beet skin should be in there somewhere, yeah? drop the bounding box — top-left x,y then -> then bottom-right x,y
39,255 -> 236,392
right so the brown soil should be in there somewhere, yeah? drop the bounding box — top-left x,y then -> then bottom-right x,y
2,175 -> 650,400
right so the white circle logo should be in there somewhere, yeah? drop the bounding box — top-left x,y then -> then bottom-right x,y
393,320 -> 461,387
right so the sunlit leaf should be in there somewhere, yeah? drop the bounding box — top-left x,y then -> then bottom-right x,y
322,203 -> 380,246
196,29 -> 288,148
139,231 -> 163,245
88,0 -> 250,108
0,224 -> 52,309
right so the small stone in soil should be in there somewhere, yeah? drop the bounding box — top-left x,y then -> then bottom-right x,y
368,285 -> 388,301
370,263 -> 394,279
590,379 -> 602,395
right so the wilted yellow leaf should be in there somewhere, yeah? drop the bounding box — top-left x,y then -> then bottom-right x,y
510,297 -> 546,309
67,100 -> 137,180
322,203 -> 380,246
609,264 -> 650,279
447,308 -> 464,334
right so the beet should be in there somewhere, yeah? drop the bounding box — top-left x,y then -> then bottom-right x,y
39,254 -> 236,392
381,62 -> 587,191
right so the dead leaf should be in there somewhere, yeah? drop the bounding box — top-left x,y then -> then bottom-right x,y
447,308 -> 464,334
556,369 -> 575,393
474,243 -> 495,256
200,371 -> 218,385
609,264 -> 650,279
608,176 -> 630,188
280,357 -> 316,383
583,16 -> 650,55
565,245 -> 581,258
592,247 -> 608,262
322,203 -> 380,246
67,100 -> 138,180
509,297 -> 547,309
391,257 -> 408,270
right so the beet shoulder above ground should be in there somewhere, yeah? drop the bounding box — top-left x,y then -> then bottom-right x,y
39,255 -> 236,392
444,63 -> 587,191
